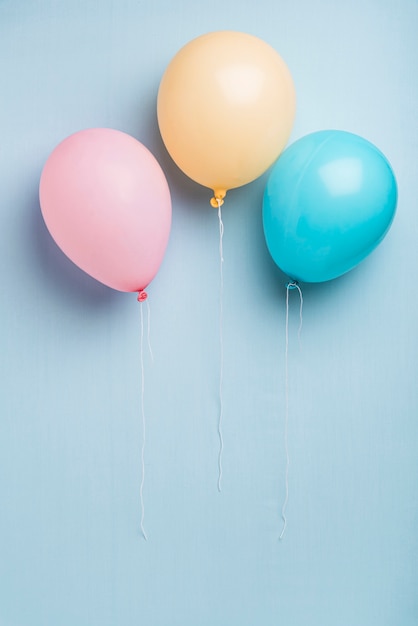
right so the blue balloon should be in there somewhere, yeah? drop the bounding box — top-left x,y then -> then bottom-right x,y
262,130 -> 397,283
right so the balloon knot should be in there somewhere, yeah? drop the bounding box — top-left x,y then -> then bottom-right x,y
210,197 -> 224,208
286,280 -> 299,290
137,290 -> 148,302
210,189 -> 226,208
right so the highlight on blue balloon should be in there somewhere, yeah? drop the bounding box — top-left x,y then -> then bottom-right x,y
262,130 -> 398,283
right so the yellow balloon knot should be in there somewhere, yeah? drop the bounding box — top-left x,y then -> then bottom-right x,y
210,189 -> 226,208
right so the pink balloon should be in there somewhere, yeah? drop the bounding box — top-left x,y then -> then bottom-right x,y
39,128 -> 172,296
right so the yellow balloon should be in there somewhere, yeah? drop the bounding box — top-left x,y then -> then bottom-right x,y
157,31 -> 296,206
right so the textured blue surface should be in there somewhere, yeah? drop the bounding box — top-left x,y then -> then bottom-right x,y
0,1 -> 417,625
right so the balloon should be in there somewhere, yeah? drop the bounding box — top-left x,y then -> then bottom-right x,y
157,31 -> 296,206
39,128 -> 172,296
262,130 -> 397,283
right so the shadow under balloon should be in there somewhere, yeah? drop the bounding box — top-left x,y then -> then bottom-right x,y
158,152 -> 210,214
28,191 -> 120,311
260,243 -> 371,310
148,113 -> 213,216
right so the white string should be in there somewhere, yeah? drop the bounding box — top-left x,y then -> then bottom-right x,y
139,303 -> 148,540
280,281 -> 303,540
280,286 -> 291,540
295,283 -> 304,350
217,200 -> 224,493
146,298 -> 154,362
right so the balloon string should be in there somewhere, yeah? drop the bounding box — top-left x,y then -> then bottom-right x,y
139,302 -> 148,540
217,200 -> 224,493
280,281 -> 303,540
146,298 -> 153,362
295,283 -> 304,349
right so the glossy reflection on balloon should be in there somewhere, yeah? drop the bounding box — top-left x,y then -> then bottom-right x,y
262,130 -> 397,283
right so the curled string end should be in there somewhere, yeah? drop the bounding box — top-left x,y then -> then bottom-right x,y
279,517 -> 287,541
137,290 -> 148,302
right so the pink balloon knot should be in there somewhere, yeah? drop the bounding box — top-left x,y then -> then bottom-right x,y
137,290 -> 148,302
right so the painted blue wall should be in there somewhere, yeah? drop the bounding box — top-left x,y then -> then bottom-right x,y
0,1 -> 417,625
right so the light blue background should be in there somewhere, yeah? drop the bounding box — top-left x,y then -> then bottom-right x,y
0,1 -> 417,625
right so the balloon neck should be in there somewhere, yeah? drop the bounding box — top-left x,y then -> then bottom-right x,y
210,189 -> 226,208
286,280 -> 299,290
137,290 -> 148,302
